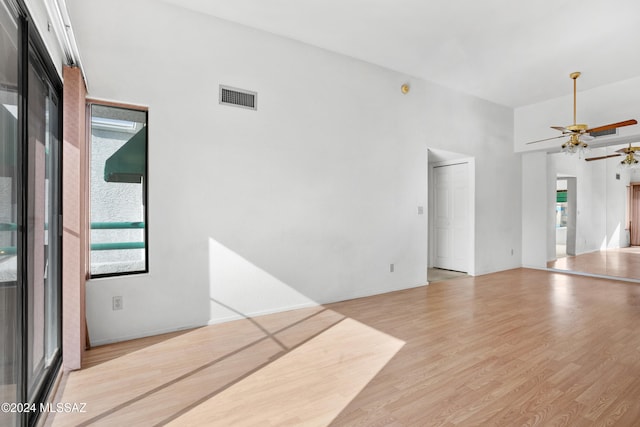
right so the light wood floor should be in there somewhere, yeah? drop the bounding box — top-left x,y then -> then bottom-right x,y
47,268 -> 640,426
548,246 -> 640,280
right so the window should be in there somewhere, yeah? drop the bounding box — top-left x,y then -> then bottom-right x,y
89,104 -> 148,277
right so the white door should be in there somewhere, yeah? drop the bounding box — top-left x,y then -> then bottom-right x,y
434,163 -> 469,272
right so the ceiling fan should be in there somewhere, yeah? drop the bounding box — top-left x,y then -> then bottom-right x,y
525,72 -> 638,153
585,143 -> 640,166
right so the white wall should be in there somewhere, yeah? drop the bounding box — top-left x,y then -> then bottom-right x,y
605,153 -> 631,248
421,86 -> 519,274
522,152 -> 547,268
546,155 -> 557,261
67,0 -> 519,344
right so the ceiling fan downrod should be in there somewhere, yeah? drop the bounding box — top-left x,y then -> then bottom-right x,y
570,71 -> 580,126
523,71 -> 637,150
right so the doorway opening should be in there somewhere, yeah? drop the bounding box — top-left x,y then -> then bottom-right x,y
629,182 -> 640,246
427,149 -> 475,282
555,176 -> 576,260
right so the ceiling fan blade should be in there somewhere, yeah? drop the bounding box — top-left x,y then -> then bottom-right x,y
615,145 -> 640,154
551,126 -> 571,133
586,119 -> 638,134
525,135 -> 566,145
584,153 -> 622,161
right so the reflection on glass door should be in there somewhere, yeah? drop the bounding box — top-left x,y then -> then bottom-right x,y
0,2 -> 19,426
26,50 -> 61,405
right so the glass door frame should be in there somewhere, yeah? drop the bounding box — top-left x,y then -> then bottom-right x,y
10,2 -> 63,425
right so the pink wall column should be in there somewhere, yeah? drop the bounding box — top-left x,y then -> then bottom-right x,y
62,66 -> 88,370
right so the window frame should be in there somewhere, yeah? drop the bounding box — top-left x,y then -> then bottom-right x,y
87,99 -> 149,279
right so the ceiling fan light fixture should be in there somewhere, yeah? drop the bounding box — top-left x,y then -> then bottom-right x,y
561,134 -> 589,157
619,153 -> 640,168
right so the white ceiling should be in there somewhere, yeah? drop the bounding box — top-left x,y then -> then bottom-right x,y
159,0 -> 640,108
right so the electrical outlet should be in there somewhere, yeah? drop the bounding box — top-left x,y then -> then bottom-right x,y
417,206 -> 424,215
390,263 -> 395,273
112,296 -> 123,311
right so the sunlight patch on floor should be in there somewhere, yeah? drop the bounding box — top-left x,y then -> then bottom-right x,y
166,318 -> 405,426
48,309 -> 403,426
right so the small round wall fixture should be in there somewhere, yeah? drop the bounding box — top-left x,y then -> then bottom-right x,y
401,83 -> 410,94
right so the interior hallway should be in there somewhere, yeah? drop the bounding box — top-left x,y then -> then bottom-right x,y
47,268 -> 640,426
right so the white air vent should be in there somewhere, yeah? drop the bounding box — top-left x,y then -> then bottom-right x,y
219,85 -> 257,110
589,128 -> 617,138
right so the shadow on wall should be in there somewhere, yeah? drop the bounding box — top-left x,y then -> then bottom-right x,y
208,237 -> 319,324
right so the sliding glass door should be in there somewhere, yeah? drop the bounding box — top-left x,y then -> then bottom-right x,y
0,1 -> 62,426
25,46 -> 61,409
0,2 -> 20,425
